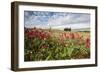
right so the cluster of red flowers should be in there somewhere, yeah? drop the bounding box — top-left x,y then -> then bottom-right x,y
86,37 -> 90,48
60,32 -> 90,48
26,28 -> 51,40
61,32 -> 70,39
60,32 -> 82,40
41,44 -> 49,49
26,28 -> 90,49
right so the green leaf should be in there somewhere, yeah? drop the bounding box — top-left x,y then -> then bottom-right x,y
46,53 -> 51,60
67,46 -> 74,57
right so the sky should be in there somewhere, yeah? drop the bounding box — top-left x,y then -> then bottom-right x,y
24,11 -> 90,30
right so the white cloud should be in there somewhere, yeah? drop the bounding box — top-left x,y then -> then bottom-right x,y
47,13 -> 90,28
24,11 -> 90,29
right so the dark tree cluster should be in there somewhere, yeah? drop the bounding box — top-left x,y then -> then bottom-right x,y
64,28 -> 71,31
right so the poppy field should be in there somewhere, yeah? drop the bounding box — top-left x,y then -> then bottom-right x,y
24,27 -> 90,61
